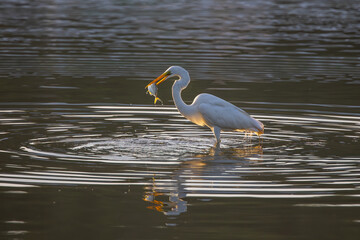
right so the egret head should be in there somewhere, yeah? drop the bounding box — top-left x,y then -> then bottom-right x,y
165,66 -> 188,78
145,66 -> 188,88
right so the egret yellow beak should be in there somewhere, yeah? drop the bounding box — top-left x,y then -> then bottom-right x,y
145,71 -> 170,88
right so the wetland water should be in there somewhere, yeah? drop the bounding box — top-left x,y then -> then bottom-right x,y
1,0 -> 360,239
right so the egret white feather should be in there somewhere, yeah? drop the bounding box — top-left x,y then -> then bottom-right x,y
146,66 -> 264,143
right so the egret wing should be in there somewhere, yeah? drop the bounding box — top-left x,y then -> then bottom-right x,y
196,94 -> 261,132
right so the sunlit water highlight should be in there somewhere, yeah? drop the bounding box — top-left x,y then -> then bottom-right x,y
1,103 -> 359,210
1,0 -> 360,238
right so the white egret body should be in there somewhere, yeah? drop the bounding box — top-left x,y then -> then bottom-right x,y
146,66 -> 264,143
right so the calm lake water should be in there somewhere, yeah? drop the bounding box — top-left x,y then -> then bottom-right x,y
1,0 -> 360,239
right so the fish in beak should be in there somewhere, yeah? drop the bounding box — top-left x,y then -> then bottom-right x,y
146,83 -> 163,105
145,71 -> 170,104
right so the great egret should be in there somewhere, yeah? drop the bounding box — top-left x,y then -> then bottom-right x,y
145,66 -> 264,143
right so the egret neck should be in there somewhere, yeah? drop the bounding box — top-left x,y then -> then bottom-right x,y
171,71 -> 195,118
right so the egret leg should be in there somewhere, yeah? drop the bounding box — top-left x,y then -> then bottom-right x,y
212,126 -> 221,143
245,132 -> 249,140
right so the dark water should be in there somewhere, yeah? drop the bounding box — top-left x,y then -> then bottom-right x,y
1,0 -> 360,239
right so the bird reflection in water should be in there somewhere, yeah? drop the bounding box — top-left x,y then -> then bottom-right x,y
143,144 -> 263,216
194,143 -> 263,161
143,176 -> 187,216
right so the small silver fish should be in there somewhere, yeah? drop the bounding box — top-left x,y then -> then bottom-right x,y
147,83 -> 163,105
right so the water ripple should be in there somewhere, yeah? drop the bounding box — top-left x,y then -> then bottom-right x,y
0,102 -> 358,204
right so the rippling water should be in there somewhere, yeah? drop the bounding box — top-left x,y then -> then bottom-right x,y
1,0 -> 360,239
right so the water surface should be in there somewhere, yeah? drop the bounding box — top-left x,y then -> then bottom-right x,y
1,0 -> 360,239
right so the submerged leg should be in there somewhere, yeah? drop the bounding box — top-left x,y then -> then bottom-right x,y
259,135 -> 263,145
244,132 -> 249,142
212,126 -> 221,144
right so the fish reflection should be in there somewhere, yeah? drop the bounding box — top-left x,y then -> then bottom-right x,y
143,144 -> 262,216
